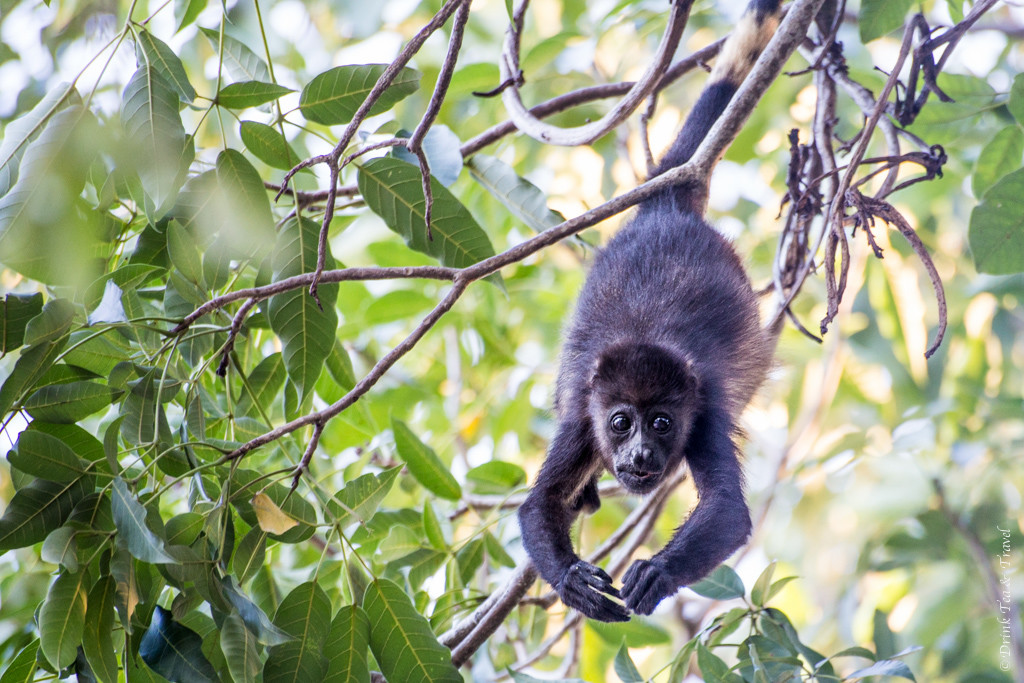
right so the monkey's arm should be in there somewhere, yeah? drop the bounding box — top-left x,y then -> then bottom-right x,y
621,403 -> 752,615
518,420 -> 629,622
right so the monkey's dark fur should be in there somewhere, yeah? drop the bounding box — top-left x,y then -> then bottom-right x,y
518,0 -> 783,622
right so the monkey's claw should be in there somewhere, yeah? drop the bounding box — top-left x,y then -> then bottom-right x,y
621,559 -> 676,615
556,561 -> 630,622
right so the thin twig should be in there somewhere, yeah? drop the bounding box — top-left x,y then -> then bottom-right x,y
216,297 -> 259,377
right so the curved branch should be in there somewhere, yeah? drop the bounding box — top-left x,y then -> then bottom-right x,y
497,0 -> 693,146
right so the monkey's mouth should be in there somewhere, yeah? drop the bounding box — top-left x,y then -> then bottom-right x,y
615,467 -> 663,492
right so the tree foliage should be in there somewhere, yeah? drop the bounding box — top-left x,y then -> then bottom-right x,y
0,0 -> 1022,681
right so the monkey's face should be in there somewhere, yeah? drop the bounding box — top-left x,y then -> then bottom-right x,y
595,402 -> 693,494
588,342 -> 699,494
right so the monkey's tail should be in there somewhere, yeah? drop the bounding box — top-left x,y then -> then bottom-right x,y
651,0 -> 783,213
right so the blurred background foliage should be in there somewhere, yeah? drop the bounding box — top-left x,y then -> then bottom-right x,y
0,0 -> 1022,680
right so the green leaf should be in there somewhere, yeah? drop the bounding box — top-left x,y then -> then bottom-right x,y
689,564 -> 745,600
588,618 -> 672,648
0,477 -> 90,552
199,27 -> 271,82
391,418 -> 461,500
218,81 -> 294,109
0,104 -> 101,285
263,641 -> 327,683
969,167 -> 1024,274
0,640 -> 39,683
0,336 -> 68,417
220,575 -> 294,646
764,576 -> 798,604
858,0 -> 914,42
327,466 -> 401,527
216,148 -> 276,245
268,216 -> 338,397
510,673 -> 587,683
873,609 -> 897,659
39,571 -> 88,669
422,502 -> 446,550
24,298 -> 75,347
1008,73 -> 1024,127
363,578 -> 462,683
848,659 -> 916,681
41,526 -> 78,570
324,605 -> 371,683
378,525 -> 425,562
240,121 -> 302,170
121,66 -> 187,218
166,220 -> 204,284
175,0 -> 205,32
697,643 -> 742,683
358,157 -> 499,273
973,126 -> 1024,198
614,643 -> 644,683
484,532 -> 514,568
233,527 -> 267,584
263,582 -> 332,683
236,352 -> 286,420
10,430 -> 89,481
299,64 -> 420,125
221,611 -> 263,683
750,561 -> 775,607
83,577 -> 119,683
135,29 -> 196,102
24,381 -> 113,423
0,82 -> 77,198
111,478 -> 176,563
273,581 -> 332,644
139,606 -> 219,683
467,154 -> 565,231
466,460 -> 526,494
1,292 -> 43,353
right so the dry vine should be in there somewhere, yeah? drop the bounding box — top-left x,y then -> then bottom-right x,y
166,0 -> 1005,673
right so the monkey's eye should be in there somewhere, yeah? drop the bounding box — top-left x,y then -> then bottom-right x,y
651,416 -> 672,433
610,413 -> 632,433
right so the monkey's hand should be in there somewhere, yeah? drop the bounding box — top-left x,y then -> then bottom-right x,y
621,558 -> 677,615
556,561 -> 630,622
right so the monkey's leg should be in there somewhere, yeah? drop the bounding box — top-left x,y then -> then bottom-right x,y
621,405 -> 752,615
518,421 -> 629,622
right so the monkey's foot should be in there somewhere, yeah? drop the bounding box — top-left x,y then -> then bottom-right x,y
621,559 -> 676,615
557,560 -> 630,622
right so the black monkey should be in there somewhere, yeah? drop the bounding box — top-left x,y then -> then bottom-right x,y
518,0 -> 783,622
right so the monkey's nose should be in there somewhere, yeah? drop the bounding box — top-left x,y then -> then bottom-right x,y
632,447 -> 654,471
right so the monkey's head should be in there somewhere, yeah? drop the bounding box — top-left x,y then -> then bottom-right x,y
588,342 -> 699,494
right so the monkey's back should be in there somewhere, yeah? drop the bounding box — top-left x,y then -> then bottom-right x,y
557,198 -> 772,418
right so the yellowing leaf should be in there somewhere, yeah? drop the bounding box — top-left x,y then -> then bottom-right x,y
252,493 -> 299,534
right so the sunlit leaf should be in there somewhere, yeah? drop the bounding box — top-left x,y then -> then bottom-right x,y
327,466 -> 401,527
240,121 -> 302,170
0,82 -> 77,198
324,605 -> 371,683
391,418 -> 461,500
614,643 -> 644,683
858,0 -> 914,42
0,640 -> 40,683
199,27 -> 271,82
358,157 -> 499,274
135,29 -> 196,102
121,66 -> 187,219
467,154 -> 565,231
973,126 -> 1024,199
299,64 -> 420,125
363,578 -> 461,683
217,81 -> 293,109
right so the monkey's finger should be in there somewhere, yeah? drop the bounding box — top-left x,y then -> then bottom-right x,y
580,570 -> 621,597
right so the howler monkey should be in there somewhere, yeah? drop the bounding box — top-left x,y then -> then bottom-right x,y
518,0 -> 783,622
